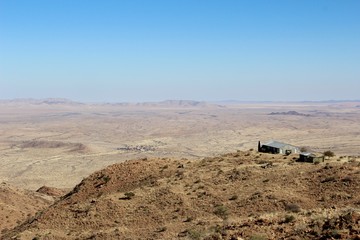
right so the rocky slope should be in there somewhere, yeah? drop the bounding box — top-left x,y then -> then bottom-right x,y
2,151 -> 360,239
0,183 -> 54,235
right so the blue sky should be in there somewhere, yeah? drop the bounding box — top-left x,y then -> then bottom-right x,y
0,0 -> 359,102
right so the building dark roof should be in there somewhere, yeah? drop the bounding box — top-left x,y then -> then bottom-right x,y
262,140 -> 297,149
300,152 -> 313,156
300,152 -> 323,157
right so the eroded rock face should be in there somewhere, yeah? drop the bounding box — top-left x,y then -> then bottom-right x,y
36,186 -> 67,198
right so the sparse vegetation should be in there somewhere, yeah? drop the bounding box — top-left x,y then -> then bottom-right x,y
103,176 -> 111,183
284,214 -> 295,223
214,205 -> 229,219
324,150 -> 335,158
250,234 -> 267,240
229,195 -> 238,201
300,146 -> 310,152
156,226 -> 167,232
285,203 -> 301,213
314,159 -> 322,165
119,192 -> 135,200
187,229 -> 202,240
1,97 -> 360,240
184,216 -> 193,222
2,148 -> 360,239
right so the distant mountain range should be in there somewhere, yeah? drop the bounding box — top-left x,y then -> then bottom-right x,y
0,98 -> 83,105
1,98 -> 359,106
0,99 -> 225,108
214,100 -> 360,104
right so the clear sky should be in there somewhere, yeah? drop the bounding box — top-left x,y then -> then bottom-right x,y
0,0 -> 359,102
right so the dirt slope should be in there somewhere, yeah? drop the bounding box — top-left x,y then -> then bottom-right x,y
0,183 -> 54,235
3,151 -> 360,239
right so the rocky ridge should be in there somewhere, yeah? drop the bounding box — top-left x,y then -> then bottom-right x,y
2,151 -> 360,239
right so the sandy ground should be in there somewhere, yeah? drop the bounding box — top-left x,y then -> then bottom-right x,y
0,100 -> 359,190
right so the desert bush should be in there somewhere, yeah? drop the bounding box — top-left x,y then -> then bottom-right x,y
314,159 -> 322,165
341,176 -> 352,182
250,234 -> 267,240
214,205 -> 228,219
324,150 -> 335,158
284,214 -> 295,223
229,195 -> 238,201
120,192 -> 135,200
188,229 -> 202,240
321,176 -> 336,183
184,216 -> 193,222
157,226 -> 167,232
103,176 -> 111,183
285,203 -> 301,213
125,192 -> 135,198
175,170 -> 184,178
300,146 -> 310,152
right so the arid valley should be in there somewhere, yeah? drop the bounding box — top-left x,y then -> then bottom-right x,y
1,99 -> 360,239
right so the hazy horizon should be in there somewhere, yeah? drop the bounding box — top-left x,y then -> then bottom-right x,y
1,1 -> 359,102
1,97 -> 360,104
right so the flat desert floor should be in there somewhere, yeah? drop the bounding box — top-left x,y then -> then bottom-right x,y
0,100 -> 359,190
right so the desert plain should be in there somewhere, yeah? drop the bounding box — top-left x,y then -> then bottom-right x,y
1,99 -> 359,190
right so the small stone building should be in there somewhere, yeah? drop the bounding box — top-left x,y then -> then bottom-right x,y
258,140 -> 300,155
298,152 -> 324,163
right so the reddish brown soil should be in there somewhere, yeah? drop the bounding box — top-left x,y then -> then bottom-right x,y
0,183 -> 54,235
2,151 -> 360,239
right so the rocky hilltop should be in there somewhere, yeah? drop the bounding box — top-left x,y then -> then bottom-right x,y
2,151 -> 360,239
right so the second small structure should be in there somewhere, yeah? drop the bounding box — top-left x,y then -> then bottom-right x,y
298,152 -> 325,163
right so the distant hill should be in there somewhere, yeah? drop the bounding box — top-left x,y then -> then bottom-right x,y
2,98 -> 359,107
101,100 -> 226,108
269,111 -> 311,117
0,98 -> 83,105
143,100 -> 225,108
0,98 -> 227,108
